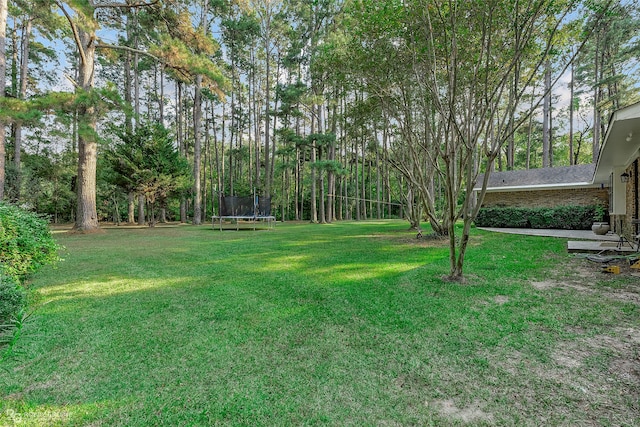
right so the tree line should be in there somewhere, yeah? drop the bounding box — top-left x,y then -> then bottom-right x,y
0,0 -> 638,278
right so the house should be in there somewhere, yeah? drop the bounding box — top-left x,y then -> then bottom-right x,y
477,163 -> 607,209
475,101 -> 640,237
593,101 -> 640,238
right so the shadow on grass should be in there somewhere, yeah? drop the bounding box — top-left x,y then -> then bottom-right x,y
2,221 -> 637,425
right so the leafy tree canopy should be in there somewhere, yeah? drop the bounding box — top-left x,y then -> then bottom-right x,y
106,122 -> 192,210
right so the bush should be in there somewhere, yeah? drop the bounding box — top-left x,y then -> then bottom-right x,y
474,206 -> 530,228
474,205 -> 599,230
0,203 -> 59,282
0,275 -> 25,325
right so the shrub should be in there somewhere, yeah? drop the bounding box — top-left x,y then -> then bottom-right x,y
474,206 -> 531,228
474,205 -> 599,230
0,203 -> 59,282
0,275 -> 25,325
0,204 -> 58,354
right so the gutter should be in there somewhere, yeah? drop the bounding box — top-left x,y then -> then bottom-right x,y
475,182 -> 603,193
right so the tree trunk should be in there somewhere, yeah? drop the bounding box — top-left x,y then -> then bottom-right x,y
328,101 -> 338,222
193,74 -> 203,225
542,59 -> 551,168
228,102 -> 234,196
296,147 -> 301,220
526,87 -> 536,169
383,116 -> 391,219
12,17 -> 30,200
295,110 -> 301,220
269,54 -> 281,190
593,35 -> 601,163
318,105 -> 325,224
124,18 -> 133,131
264,35 -> 271,198
177,82 -> 187,223
569,60 -> 575,165
0,0 -> 7,201
252,45 -> 260,191
203,103 -> 211,221
361,138 -> 367,219
354,137 -> 360,221
137,194 -> 145,225
310,142 -> 317,223
128,192 -> 135,223
133,24 -> 140,127
319,166 -> 326,223
159,65 -> 164,121
214,107 -> 222,216
337,128 -> 344,220
73,28 -> 99,231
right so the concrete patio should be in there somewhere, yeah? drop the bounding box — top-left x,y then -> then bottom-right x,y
478,227 -> 638,253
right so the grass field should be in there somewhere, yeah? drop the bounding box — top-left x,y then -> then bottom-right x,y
1,220 -> 638,426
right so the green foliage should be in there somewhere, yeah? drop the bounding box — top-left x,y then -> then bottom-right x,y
307,132 -> 337,148
475,207 -> 531,228
74,84 -> 123,117
275,81 -> 307,118
9,151 -> 77,223
150,30 -> 228,94
106,122 -> 192,218
0,92 -> 75,125
311,160 -> 347,175
0,275 -> 25,326
0,203 -> 57,355
474,205 -> 600,229
593,204 -> 607,221
221,14 -> 261,52
0,203 -> 60,282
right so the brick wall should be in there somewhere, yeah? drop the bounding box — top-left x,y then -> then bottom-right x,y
482,188 -> 608,209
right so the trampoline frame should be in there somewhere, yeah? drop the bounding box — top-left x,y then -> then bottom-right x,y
212,193 -> 275,231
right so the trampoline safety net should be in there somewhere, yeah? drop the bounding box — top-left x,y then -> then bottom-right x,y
220,196 -> 272,217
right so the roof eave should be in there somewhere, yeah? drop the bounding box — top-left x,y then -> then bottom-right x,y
477,182 -> 603,192
593,101 -> 640,183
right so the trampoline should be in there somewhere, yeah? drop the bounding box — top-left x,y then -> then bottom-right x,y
212,195 -> 275,231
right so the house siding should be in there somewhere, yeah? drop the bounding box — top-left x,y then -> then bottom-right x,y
612,159 -> 639,238
482,188 -> 608,208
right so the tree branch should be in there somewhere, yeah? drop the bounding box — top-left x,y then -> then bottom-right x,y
96,42 -> 197,85
88,0 -> 160,9
95,42 -> 159,62
54,0 -> 87,66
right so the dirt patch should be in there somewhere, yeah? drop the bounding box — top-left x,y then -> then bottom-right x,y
552,351 -> 583,368
529,255 -> 640,382
529,256 -> 640,305
373,229 -> 487,250
429,399 -> 494,424
493,295 -> 509,305
374,231 -> 450,248
554,327 -> 640,387
531,280 -> 556,290
610,358 -> 640,383
492,257 -> 640,424
66,227 -> 106,235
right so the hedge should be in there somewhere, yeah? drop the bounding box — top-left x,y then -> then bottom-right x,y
0,203 -> 59,282
474,205 -> 602,230
0,203 -> 58,338
0,275 -> 25,326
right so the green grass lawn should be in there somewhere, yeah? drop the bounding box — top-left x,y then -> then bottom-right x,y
1,220 -> 638,426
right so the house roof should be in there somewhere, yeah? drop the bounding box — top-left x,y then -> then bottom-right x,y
474,163 -> 598,192
593,101 -> 640,183
473,102 -> 640,194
